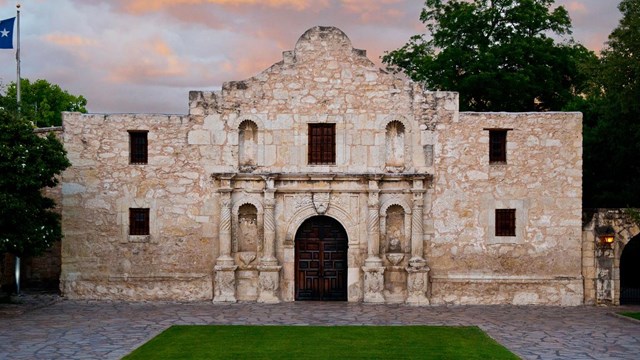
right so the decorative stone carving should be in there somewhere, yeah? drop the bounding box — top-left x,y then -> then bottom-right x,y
362,266 -> 385,303
261,187 -> 278,266
294,195 -> 313,211
213,264 -> 237,303
386,253 -> 404,266
313,192 -> 330,215
257,265 -> 281,303
406,265 -> 430,305
238,251 -> 256,266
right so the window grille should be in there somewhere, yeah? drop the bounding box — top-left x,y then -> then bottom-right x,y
129,208 -> 150,235
308,124 -> 336,165
495,209 -> 516,236
489,130 -> 507,163
129,131 -> 148,164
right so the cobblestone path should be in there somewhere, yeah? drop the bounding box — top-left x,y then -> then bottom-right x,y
1,299 -> 639,359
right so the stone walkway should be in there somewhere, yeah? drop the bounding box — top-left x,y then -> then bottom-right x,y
0,296 -> 639,359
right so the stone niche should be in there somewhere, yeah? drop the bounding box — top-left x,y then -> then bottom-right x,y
233,202 -> 262,301
381,203 -> 411,302
238,120 -> 258,172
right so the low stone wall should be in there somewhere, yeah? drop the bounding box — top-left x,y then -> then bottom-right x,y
61,275 -> 213,301
431,277 -> 583,305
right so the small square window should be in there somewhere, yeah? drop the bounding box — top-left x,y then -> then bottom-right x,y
489,130 -> 507,163
129,131 -> 148,164
308,124 -> 335,165
129,208 -> 150,235
495,209 -> 516,236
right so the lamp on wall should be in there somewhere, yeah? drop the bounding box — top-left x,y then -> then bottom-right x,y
596,226 -> 615,248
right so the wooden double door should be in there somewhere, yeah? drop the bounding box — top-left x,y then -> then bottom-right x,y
295,216 -> 348,301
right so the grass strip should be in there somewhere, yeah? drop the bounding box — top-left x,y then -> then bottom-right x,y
124,325 -> 518,359
619,312 -> 640,320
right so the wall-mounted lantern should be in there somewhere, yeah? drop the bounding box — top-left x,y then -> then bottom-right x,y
596,226 -> 615,248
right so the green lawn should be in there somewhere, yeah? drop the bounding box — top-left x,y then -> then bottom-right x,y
619,312 -> 640,320
124,325 -> 519,359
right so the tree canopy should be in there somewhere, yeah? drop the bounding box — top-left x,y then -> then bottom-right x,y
0,78 -> 87,128
0,113 -> 70,257
383,0 -> 597,112
577,0 -> 640,207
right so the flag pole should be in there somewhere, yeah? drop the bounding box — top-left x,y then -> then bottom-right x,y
16,3 -> 20,109
15,3 -> 21,295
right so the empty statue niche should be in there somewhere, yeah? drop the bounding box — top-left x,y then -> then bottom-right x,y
385,120 -> 405,171
235,203 -> 259,266
384,205 -> 408,301
239,120 -> 258,172
385,205 -> 408,256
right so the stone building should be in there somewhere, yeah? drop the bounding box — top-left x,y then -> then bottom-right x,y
59,26 -> 584,305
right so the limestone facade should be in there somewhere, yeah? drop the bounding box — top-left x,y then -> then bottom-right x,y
60,26 -> 583,305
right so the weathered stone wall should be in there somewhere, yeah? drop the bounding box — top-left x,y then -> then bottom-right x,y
429,112 -> 583,305
60,114 -> 214,300
60,26 -> 584,304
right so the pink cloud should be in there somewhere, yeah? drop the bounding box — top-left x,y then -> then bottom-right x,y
107,39 -> 187,83
115,0 -> 330,14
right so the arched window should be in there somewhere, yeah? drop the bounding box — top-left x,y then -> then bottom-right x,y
385,121 -> 405,168
239,120 -> 258,170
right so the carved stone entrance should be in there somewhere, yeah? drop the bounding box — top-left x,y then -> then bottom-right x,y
295,216 -> 348,301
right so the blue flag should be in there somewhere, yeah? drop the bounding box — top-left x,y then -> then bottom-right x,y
0,17 -> 15,49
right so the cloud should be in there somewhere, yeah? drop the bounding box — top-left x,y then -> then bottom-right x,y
105,0 -> 330,14
42,33 -> 96,47
564,1 -> 587,13
0,0 -> 624,115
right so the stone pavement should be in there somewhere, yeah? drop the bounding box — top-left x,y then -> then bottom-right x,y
0,295 -> 639,360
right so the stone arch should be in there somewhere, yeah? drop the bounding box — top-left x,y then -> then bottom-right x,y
612,218 -> 640,305
231,198 -> 264,254
284,204 -> 356,247
585,209 -> 640,305
379,198 -> 412,255
377,114 -> 412,134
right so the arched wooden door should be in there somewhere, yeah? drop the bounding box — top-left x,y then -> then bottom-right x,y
295,216 -> 348,301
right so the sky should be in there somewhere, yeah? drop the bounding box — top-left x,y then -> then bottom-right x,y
0,0 -> 624,115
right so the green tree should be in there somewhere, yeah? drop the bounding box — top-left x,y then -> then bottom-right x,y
383,0 -> 597,111
578,0 -> 640,207
0,110 -> 70,258
0,78 -> 87,127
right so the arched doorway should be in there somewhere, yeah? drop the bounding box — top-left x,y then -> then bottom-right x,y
620,235 -> 640,304
295,216 -> 348,301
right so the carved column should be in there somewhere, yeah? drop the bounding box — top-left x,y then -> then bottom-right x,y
363,177 -> 385,303
406,265 -> 430,305
365,178 -> 382,267
258,176 -> 281,303
409,178 -> 427,268
214,174 -> 237,303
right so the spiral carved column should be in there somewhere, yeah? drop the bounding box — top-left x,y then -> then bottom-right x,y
258,177 -> 281,303
214,175 -> 237,303
363,177 -> 385,303
406,177 -> 429,305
